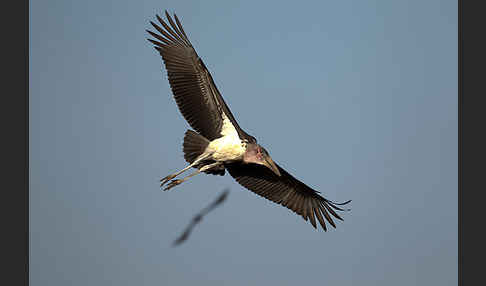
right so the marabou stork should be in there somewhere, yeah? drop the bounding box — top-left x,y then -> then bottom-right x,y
147,11 -> 351,231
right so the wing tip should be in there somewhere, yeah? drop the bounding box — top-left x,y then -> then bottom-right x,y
328,199 -> 352,212
165,10 -> 172,20
333,199 -> 352,206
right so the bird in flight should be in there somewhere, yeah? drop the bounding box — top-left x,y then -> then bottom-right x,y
173,189 -> 230,246
147,11 -> 351,231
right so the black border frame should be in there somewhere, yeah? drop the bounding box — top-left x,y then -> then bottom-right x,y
459,0 -> 485,285
4,0 -> 28,285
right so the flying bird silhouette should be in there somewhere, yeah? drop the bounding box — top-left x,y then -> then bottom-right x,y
147,11 -> 351,231
173,189 -> 229,246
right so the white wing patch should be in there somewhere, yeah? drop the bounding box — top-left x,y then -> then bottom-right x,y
220,112 -> 239,137
207,112 -> 246,162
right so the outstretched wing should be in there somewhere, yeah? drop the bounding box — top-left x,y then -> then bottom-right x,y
226,162 -> 351,231
147,11 -> 255,142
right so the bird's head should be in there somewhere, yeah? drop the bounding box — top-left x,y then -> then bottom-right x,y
243,144 -> 281,177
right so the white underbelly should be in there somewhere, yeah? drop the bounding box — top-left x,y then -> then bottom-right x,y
208,135 -> 245,162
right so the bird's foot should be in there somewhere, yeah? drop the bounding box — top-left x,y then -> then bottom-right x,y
160,174 -> 177,187
163,179 -> 184,191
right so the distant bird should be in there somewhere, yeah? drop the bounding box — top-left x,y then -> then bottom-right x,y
173,189 -> 230,246
147,11 -> 351,231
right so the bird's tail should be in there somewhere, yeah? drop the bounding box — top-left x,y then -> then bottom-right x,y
182,130 -> 225,176
182,130 -> 210,164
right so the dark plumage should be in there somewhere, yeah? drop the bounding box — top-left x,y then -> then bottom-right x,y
147,11 -> 351,231
146,12 -> 254,142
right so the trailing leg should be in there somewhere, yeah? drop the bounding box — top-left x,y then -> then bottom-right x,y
160,130 -> 213,186
164,162 -> 222,191
160,152 -> 211,187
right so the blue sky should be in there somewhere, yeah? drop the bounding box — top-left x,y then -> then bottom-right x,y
30,1 -> 457,285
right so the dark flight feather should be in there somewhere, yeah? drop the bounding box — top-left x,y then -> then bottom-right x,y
147,11 -> 255,142
226,162 -> 351,231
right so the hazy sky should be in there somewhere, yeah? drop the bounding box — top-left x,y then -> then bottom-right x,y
30,1 -> 457,285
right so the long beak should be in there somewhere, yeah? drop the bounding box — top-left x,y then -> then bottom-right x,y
264,155 -> 281,177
